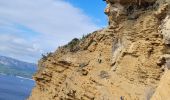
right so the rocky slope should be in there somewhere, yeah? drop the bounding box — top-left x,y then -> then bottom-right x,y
29,0 -> 170,100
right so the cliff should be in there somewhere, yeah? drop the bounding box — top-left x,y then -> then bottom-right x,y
29,0 -> 170,100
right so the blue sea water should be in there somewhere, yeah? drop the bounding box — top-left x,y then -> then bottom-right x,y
0,74 -> 35,100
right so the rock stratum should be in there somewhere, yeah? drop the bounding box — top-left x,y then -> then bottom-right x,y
29,0 -> 170,100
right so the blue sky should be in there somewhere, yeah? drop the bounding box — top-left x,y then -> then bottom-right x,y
0,0 -> 107,63
66,0 -> 107,26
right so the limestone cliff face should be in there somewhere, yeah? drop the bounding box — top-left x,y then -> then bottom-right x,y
29,0 -> 170,100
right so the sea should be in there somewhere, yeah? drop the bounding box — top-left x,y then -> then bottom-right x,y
0,74 -> 35,100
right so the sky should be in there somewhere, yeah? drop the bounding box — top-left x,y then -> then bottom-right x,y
0,0 -> 107,63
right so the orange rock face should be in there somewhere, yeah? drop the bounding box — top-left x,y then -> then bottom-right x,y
29,0 -> 170,100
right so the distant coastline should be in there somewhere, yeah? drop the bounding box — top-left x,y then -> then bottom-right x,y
0,55 -> 37,79
0,73 -> 34,81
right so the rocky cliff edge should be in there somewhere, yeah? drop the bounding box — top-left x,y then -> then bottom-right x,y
29,0 -> 170,100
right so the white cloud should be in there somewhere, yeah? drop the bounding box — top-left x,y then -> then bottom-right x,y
0,0 -> 100,63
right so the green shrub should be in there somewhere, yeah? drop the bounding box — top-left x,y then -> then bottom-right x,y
81,33 -> 91,41
64,38 -> 80,52
41,52 -> 53,60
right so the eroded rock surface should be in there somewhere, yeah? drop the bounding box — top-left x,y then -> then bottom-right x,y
29,0 -> 170,100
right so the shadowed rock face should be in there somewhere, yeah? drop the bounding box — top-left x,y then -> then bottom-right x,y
29,0 -> 170,100
104,0 -> 160,27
